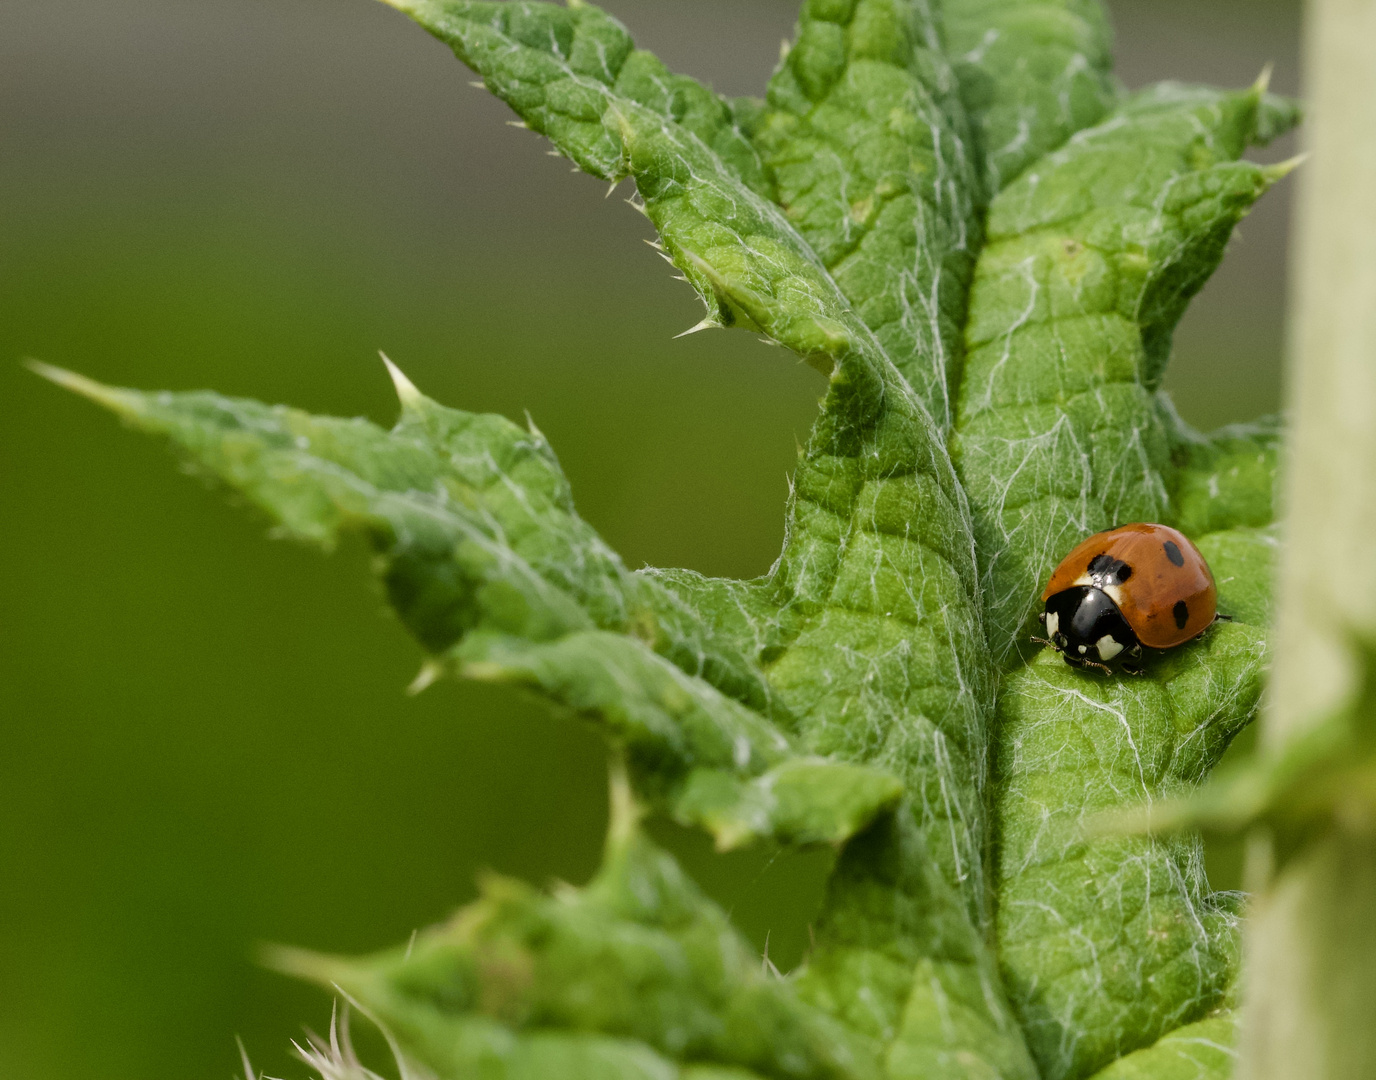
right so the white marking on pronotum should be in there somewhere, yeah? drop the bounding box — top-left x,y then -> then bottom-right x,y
1045,611 -> 1060,638
1096,635 -> 1124,661
1075,574 -> 1126,609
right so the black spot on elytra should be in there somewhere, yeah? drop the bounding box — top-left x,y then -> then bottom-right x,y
1164,540 -> 1185,567
1173,600 -> 1189,629
1088,553 -> 1132,583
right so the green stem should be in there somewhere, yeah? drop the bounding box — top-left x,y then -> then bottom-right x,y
1239,1 -> 1376,1076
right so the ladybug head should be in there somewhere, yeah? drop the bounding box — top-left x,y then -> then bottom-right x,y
1039,586 -> 1141,668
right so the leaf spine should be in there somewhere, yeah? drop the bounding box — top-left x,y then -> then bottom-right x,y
675,316 -> 722,338
380,352 -> 425,411
406,658 -> 444,695
236,1037 -> 257,1080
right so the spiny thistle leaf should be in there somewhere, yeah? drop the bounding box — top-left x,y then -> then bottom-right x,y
994,627 -> 1262,1078
383,0 -> 772,198
38,0 -> 1306,1076
1085,1013 -> 1239,1080
952,81 -> 1297,666
942,0 -> 1117,192
1121,634 -> 1376,850
384,1 -> 1038,1064
951,81 -> 1296,1078
1170,415 -> 1283,538
1171,415 -> 1284,629
273,780 -> 880,1080
32,362 -> 902,854
756,0 -> 982,428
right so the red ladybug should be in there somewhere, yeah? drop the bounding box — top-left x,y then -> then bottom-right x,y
1035,523 -> 1218,673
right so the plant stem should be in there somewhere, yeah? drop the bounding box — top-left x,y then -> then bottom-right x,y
1239,1 -> 1376,1077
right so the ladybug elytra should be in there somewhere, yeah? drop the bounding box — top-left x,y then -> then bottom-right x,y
1035,523 -> 1219,674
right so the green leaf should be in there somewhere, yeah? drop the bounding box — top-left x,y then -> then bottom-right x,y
942,0 -> 1117,192
1169,414 -> 1282,538
384,0 -> 773,198
1121,635 -> 1376,850
603,31 -> 1034,1061
994,630 -> 1261,1079
795,815 -> 1036,1079
498,22 -> 1032,1067
392,0 -> 902,424
33,363 -> 901,854
754,0 -> 983,428
45,0 -> 1036,1052
273,783 -> 880,1080
953,81 -> 1295,665
1170,413 -> 1284,626
647,416 -> 1035,1071
1086,1013 -> 1238,1080
954,79 -> 1296,1080
39,1 -> 1308,1076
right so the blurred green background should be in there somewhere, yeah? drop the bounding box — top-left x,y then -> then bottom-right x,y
0,1 -> 1300,1077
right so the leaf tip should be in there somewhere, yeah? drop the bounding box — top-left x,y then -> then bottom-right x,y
674,316 -> 722,338
406,659 -> 444,696
379,351 -> 426,411
26,360 -> 144,418
522,408 -> 549,445
607,754 -> 645,848
374,0 -> 427,25
1253,62 -> 1275,96
374,0 -> 423,16
710,824 -> 755,852
260,942 -> 352,985
235,1036 -> 258,1080
1265,152 -> 1308,182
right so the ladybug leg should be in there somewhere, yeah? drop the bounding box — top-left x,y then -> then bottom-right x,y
1119,644 -> 1145,676
1196,615 -> 1233,642
1030,635 -> 1056,649
1063,654 -> 1112,676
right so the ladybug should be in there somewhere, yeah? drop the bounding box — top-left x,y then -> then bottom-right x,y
1035,523 -> 1219,674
